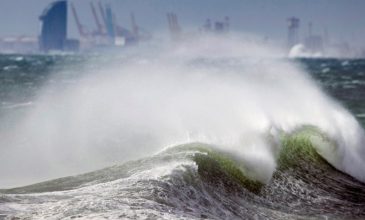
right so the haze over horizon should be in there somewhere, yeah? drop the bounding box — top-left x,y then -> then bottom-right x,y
0,0 -> 364,49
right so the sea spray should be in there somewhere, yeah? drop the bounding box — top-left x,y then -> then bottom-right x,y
0,35 -> 364,188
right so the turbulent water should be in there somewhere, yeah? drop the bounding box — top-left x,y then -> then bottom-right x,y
0,38 -> 365,219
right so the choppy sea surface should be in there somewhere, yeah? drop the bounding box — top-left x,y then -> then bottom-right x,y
0,51 -> 365,220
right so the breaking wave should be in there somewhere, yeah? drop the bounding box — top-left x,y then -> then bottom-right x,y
2,132 -> 365,219
1,35 -> 365,219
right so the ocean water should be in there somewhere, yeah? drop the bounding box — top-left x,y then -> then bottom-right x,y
0,38 -> 365,219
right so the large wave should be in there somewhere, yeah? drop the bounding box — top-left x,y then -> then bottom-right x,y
2,139 -> 365,219
0,34 -> 364,189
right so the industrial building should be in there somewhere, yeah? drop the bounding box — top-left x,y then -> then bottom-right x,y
70,1 -> 150,50
166,13 -> 231,42
39,0 -> 151,52
39,0 -> 79,52
287,17 -> 300,50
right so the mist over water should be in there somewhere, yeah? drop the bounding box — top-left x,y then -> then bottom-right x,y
0,35 -> 365,188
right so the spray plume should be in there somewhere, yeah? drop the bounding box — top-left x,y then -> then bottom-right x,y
0,35 -> 364,187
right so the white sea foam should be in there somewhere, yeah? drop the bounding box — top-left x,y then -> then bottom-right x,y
0,34 -> 364,187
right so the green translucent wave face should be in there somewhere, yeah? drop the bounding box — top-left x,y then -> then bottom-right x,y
163,126 -> 339,194
278,126 -> 337,171
3,130 -> 365,219
2,127 -> 338,195
164,143 -> 264,193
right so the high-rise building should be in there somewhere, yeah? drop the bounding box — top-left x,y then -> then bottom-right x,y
39,1 -> 67,52
287,17 -> 300,50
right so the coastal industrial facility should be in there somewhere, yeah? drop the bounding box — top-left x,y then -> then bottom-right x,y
286,16 -> 358,57
0,0 -> 149,54
39,1 -> 77,52
0,0 -> 363,57
40,0 -> 149,52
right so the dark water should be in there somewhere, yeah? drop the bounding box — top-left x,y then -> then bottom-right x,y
1,55 -> 365,124
0,54 -> 365,219
299,58 -> 365,125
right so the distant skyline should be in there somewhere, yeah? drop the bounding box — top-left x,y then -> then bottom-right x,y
0,0 -> 364,48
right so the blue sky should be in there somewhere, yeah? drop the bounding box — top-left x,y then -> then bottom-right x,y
0,0 -> 364,48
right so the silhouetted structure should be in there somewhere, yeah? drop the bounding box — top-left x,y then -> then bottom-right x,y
167,12 -> 182,41
105,4 -> 115,40
202,17 -> 230,33
287,17 -> 300,50
39,1 -> 67,52
214,22 -> 224,32
224,16 -> 230,32
71,2 -> 88,38
39,0 -> 149,52
39,1 -> 79,52
90,2 -> 105,35
130,13 -> 139,39
304,22 -> 324,54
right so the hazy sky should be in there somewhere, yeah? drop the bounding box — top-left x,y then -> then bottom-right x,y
0,0 -> 364,48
